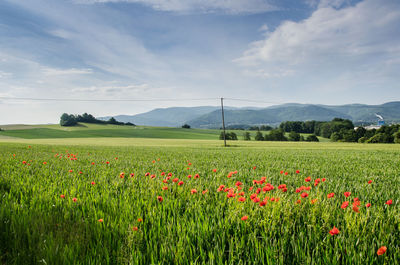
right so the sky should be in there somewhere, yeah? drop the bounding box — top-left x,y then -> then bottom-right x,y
0,0 -> 399,124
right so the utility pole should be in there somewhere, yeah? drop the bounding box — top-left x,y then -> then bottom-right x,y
221,97 -> 227,147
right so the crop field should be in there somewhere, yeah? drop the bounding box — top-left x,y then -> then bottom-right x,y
0,140 -> 399,264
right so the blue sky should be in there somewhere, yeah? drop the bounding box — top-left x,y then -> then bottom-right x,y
0,0 -> 399,124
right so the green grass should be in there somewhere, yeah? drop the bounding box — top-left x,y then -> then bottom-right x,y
0,123 -> 328,142
0,140 -> 399,264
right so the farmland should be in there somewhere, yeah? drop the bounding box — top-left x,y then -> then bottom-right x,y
0,139 -> 399,264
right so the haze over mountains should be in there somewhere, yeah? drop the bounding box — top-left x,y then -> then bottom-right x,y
99,102 -> 400,128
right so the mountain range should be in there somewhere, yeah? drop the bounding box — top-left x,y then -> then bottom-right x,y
98,102 -> 400,128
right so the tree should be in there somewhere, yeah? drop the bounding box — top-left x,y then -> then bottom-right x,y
228,132 -> 238,140
265,129 -> 287,141
60,113 -> 77,126
243,132 -> 251,141
306,134 -> 319,142
182,124 -> 191,129
394,130 -> 400,144
255,131 -> 264,141
288,131 -> 300,141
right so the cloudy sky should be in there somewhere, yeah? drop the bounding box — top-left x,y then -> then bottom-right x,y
0,0 -> 399,124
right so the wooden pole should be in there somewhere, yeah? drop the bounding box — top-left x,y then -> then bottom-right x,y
221,97 -> 227,147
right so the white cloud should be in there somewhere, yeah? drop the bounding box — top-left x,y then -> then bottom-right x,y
236,0 -> 400,79
0,71 -> 13,78
75,0 -> 277,14
43,68 -> 93,76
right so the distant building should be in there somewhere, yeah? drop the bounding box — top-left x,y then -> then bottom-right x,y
378,120 -> 385,126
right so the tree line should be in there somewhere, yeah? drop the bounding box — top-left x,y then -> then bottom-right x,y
279,118 -> 400,143
60,113 -> 135,127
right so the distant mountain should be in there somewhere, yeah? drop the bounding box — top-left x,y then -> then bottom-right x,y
99,106 -> 221,127
99,102 -> 400,128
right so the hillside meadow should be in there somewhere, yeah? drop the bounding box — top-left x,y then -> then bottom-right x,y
0,137 -> 399,264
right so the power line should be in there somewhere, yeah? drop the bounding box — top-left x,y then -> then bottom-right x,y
0,96 -> 219,102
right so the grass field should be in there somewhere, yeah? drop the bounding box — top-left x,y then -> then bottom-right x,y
0,139 -> 398,264
0,123 -> 329,142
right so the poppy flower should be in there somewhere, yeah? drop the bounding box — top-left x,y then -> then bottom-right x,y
172,178 -> 179,183
188,162 -> 192,166
72,198 -> 77,202
368,180 -> 372,184
311,199 -> 318,204
252,197 -> 260,203
259,201 -> 267,207
296,170 -> 300,174
327,193 -> 335,198
130,173 -> 135,177
194,174 -> 200,179
202,190 -> 208,194
377,246 -> 387,256
157,196 -> 163,202
341,201 -> 349,209
191,189 -> 197,194
284,172 -> 288,175
352,205 -> 359,213
305,187 -> 311,191
329,227 -> 340,236
145,172 -> 150,176
301,192 -> 308,198
162,186 -> 168,190
60,194 -> 65,199
152,160 -> 155,163
241,215 -> 248,221
168,173 -> 172,177
238,197 -> 246,202
305,177 -> 311,182
137,218 -> 143,222
253,166 -> 257,170
321,178 -> 326,182
150,174 -> 156,179
365,203 -> 371,208
43,162 -> 47,165
91,162 -> 95,165
132,226 -> 138,231
98,219 -> 103,223
235,181 -> 243,187
296,199 -> 301,204
69,170 -> 73,173
91,181 -> 95,185
386,200 -> 392,205
280,170 -> 284,174
213,169 -> 217,172
178,181 -> 184,186
106,161 -> 110,164
22,161 -> 27,164
344,192 -> 351,197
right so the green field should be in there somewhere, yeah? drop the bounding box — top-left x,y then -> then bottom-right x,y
0,139 -> 398,264
0,123 -> 329,142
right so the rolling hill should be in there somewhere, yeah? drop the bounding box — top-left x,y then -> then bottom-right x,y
102,102 -> 400,128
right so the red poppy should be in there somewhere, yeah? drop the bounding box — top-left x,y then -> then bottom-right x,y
191,189 -> 197,194
296,170 -> 300,174
377,246 -> 387,256
187,175 -> 192,179
259,201 -> 267,207
194,174 -> 200,179
213,169 -> 217,172
162,186 -> 168,190
311,199 -> 318,204
253,166 -> 257,170
152,160 -> 155,163
106,161 -> 110,164
368,180 -> 372,184
98,219 -> 103,223
329,226 -> 340,236
168,173 -> 172,177
305,177 -> 311,182
238,197 -> 246,202
137,218 -> 143,222
241,216 -> 248,221
365,203 -> 371,208
91,162 -> 95,165
327,193 -> 335,198
296,199 -> 301,204
280,170 -> 284,174
202,190 -> 208,194
172,178 -> 179,183
352,205 -> 359,213
235,181 -> 243,187
321,178 -> 326,182
132,226 -> 138,231
188,162 -> 192,166
60,194 -> 65,199
145,172 -> 150,176
178,181 -> 184,186
284,172 -> 288,175
157,196 -> 163,202
69,170 -> 73,173
130,173 -> 135,177
72,197 -> 77,202
301,192 -> 308,198
252,197 -> 260,203
91,181 -> 95,185
120,172 -> 125,179
344,192 -> 351,197
22,161 -> 27,164
43,162 -> 47,165
341,201 -> 349,209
